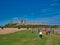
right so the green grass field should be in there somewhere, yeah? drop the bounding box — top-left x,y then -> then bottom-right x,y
0,30 -> 60,45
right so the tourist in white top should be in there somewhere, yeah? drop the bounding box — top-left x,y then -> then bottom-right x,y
39,31 -> 43,39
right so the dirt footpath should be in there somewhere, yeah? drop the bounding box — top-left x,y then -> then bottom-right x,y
0,28 -> 29,34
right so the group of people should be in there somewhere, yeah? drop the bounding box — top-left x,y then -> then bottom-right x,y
32,28 -> 51,39
38,29 -> 51,39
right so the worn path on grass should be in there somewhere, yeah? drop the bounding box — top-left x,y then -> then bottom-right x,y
45,34 -> 53,45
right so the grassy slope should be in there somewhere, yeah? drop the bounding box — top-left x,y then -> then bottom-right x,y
0,30 -> 60,45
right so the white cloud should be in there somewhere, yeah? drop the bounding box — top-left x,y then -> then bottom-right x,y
41,8 -> 53,13
13,17 -> 18,20
41,8 -> 60,16
50,3 -> 58,6
35,15 -> 60,25
31,13 -> 35,15
12,17 -> 19,22
50,0 -> 59,6
53,0 -> 59,1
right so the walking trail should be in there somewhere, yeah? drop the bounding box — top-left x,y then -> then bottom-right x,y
45,35 -> 53,45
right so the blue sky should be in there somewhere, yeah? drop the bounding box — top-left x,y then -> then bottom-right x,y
0,0 -> 60,26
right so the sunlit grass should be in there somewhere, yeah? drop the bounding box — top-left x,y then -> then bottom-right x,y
0,30 -> 60,45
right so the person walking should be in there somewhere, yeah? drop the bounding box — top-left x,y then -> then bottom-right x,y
39,31 -> 43,39
48,29 -> 51,34
45,29 -> 49,35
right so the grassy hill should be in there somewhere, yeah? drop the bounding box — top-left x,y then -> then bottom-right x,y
0,30 -> 60,45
